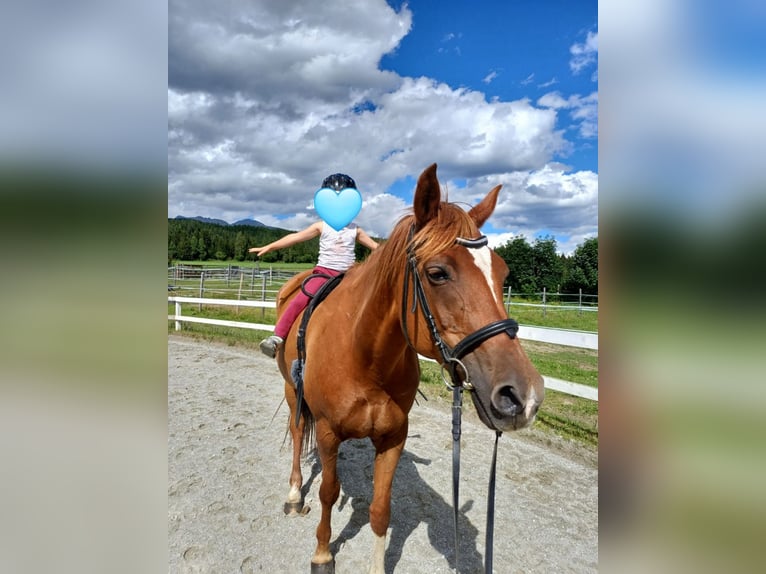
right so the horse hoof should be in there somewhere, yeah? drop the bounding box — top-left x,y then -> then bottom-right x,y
283,501 -> 310,516
310,559 -> 335,574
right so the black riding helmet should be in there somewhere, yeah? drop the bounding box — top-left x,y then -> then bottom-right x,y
321,173 -> 356,191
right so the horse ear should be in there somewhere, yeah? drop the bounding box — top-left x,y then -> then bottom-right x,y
413,163 -> 441,228
468,184 -> 502,228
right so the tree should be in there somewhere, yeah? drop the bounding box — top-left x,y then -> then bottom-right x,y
234,231 -> 247,261
196,235 -> 208,260
494,236 -> 537,296
562,237 -> 598,293
531,236 -> 563,294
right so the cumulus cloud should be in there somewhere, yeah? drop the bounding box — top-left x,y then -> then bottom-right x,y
168,0 -> 598,248
445,165 -> 598,254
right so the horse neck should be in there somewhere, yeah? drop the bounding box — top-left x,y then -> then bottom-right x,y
350,257 -> 410,359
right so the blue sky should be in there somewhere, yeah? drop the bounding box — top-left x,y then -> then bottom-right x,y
382,0 -> 598,171
168,0 -> 598,254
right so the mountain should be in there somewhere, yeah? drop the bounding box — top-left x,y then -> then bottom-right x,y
174,215 -> 268,227
174,215 -> 230,226
232,218 -> 267,227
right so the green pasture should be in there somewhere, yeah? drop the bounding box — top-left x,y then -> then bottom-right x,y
506,304 -> 598,331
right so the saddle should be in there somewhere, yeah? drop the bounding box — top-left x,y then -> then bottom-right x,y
289,272 -> 345,425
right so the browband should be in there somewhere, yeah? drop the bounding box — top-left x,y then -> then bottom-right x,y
455,235 -> 488,249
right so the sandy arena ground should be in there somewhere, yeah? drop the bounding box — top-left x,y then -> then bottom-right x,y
168,336 -> 597,573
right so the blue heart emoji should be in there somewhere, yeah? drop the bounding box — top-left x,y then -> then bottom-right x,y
313,187 -> 362,231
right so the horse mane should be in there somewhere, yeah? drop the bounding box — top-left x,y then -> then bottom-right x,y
364,200 -> 481,297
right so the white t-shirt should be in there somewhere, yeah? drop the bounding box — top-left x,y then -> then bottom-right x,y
316,222 -> 357,271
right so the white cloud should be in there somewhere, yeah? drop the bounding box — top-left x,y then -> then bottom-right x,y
569,30 -> 598,76
538,91 -> 598,139
445,165 -> 598,254
483,70 -> 499,84
355,193 -> 411,237
168,0 -> 597,246
538,77 -> 559,89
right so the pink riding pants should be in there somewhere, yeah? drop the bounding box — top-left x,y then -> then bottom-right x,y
274,266 -> 342,339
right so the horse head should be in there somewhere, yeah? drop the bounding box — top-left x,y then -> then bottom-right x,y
404,163 -> 545,432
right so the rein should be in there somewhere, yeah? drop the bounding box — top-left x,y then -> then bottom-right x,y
402,226 -> 518,574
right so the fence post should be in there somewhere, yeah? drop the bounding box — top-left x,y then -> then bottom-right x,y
198,271 -> 205,311
261,274 -> 267,318
579,288 -> 583,316
237,273 -> 244,315
175,301 -> 182,331
542,287 -> 547,318
226,264 -> 231,288
250,266 -> 255,294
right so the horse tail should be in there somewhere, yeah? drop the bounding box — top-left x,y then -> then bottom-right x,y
299,406 -> 316,458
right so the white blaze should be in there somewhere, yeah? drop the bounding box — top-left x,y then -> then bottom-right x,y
469,246 -> 497,304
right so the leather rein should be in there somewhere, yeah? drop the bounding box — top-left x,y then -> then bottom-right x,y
401,226 -> 519,574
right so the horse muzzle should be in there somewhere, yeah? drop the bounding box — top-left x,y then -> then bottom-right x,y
473,377 -> 544,432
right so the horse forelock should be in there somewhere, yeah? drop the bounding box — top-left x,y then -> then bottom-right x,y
411,202 -> 480,269
366,202 -> 481,297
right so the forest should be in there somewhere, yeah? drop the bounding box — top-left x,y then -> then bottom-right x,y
168,218 -> 598,295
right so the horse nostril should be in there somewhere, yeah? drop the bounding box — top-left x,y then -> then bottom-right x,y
492,384 -> 523,417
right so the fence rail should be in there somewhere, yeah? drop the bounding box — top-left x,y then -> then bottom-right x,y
168,266 -> 599,313
168,295 -> 598,401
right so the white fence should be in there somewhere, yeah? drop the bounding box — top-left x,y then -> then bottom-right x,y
168,296 -> 598,401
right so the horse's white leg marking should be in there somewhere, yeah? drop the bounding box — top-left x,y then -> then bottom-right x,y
469,246 -> 497,304
287,483 -> 301,504
368,532 -> 386,574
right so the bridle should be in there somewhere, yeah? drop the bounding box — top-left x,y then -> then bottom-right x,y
401,225 -> 519,574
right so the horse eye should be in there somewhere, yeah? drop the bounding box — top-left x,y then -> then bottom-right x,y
426,266 -> 450,284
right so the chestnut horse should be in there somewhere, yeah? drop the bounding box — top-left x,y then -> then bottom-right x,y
274,164 -> 544,573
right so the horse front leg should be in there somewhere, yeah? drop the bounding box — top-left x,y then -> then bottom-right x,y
368,432 -> 407,574
284,381 -> 307,515
311,421 -> 341,573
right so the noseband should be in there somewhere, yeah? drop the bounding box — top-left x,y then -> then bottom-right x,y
401,225 -> 518,573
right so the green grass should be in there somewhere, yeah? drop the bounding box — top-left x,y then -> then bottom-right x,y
532,389 -> 598,446
168,323 -> 275,349
523,340 -> 598,387
506,304 -> 598,331
168,266 -> 307,301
